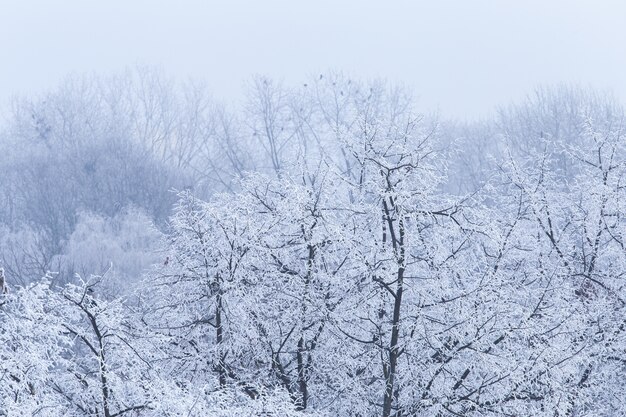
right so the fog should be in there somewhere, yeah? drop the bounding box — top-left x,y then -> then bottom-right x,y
2,3 -> 626,417
1,0 -> 625,118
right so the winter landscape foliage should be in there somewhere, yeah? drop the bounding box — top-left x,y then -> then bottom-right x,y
1,69 -> 625,416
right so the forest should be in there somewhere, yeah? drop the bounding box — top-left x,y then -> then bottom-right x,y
1,68 -> 625,416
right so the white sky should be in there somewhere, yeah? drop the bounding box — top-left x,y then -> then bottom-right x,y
1,0 -> 624,119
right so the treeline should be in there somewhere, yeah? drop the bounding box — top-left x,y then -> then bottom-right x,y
1,69 -> 625,416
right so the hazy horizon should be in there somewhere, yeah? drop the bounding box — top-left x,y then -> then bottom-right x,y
1,0 -> 625,120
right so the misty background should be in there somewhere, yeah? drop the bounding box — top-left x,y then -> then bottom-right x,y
1,0 -> 625,119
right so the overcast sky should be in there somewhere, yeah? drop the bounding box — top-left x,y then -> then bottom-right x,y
1,0 -> 624,120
